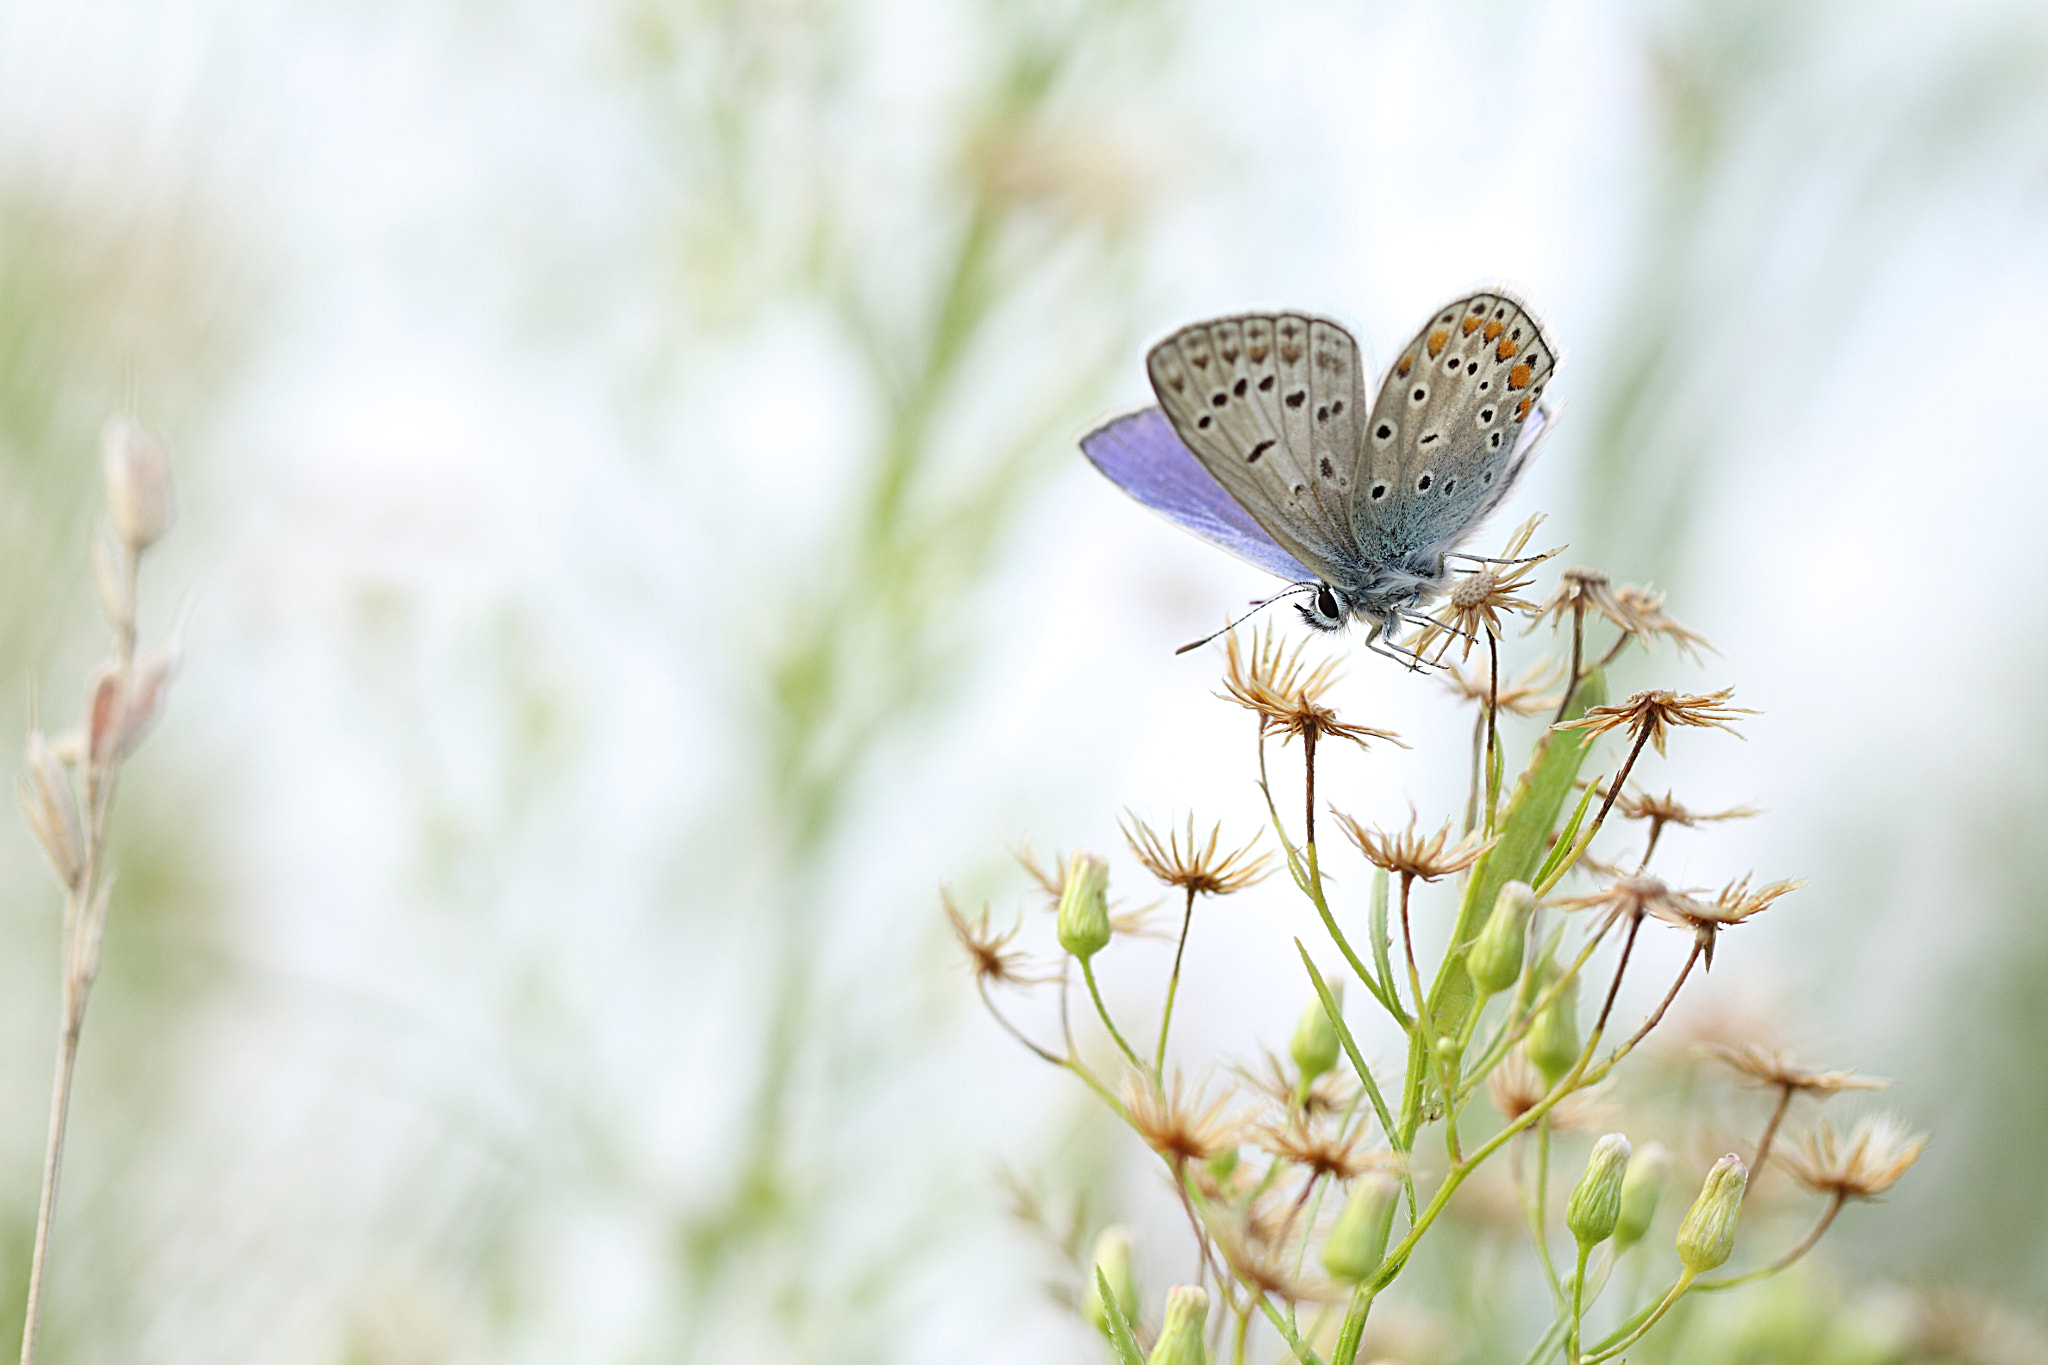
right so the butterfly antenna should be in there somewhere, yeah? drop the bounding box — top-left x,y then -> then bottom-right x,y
1173,584 -> 1314,655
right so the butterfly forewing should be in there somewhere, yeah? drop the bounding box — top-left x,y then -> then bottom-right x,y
1355,291 -> 1557,566
1147,313 -> 1366,582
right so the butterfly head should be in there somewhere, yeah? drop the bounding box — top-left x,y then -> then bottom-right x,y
1294,583 -> 1352,633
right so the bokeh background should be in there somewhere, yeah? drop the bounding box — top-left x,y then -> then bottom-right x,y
1,0 -> 2045,1360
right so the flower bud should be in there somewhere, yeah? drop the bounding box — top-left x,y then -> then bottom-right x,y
1467,880 -> 1536,998
101,417 -> 175,553
1146,1285 -> 1209,1365
1613,1142 -> 1670,1249
1676,1154 -> 1747,1274
1321,1172 -> 1400,1282
1566,1133 -> 1631,1247
1290,981 -> 1343,1084
1056,852 -> 1111,960
1525,968 -> 1580,1086
1082,1226 -> 1138,1341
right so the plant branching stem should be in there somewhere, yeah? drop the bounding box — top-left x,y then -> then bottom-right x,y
1155,888 -> 1198,1073
1082,958 -> 1144,1073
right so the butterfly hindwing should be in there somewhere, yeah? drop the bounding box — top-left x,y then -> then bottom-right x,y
1355,290 -> 1558,567
1147,313 -> 1366,583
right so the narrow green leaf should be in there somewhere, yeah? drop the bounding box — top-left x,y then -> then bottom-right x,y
1427,669 -> 1606,1043
1368,867 -> 1395,1009
1096,1268 -> 1146,1365
1531,777 -> 1603,890
1298,943 -> 1402,1151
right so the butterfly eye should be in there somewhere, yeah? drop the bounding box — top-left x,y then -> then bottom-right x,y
1316,586 -> 1340,619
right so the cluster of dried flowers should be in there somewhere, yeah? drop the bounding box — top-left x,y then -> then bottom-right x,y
946,517 -> 1933,1365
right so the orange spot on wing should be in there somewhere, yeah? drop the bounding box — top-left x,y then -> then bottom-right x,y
1426,329 -> 1449,358
1508,363 -> 1533,390
1516,396 -> 1533,420
1460,316 -> 1481,335
1496,338 -> 1519,362
1483,320 -> 1503,341
1396,354 -> 1413,377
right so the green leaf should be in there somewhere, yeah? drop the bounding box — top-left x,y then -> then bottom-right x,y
1096,1268 -> 1145,1365
1368,868 -> 1395,1008
1298,943 -> 1401,1152
1426,669 -> 1606,1043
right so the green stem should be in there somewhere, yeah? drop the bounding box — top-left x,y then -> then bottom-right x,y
1155,888 -> 1198,1073
1568,1242 -> 1591,1363
1693,1192 -> 1846,1291
1585,1272 -> 1694,1363
1536,722 -> 1656,897
1082,958 -> 1144,1074
1329,1282 -> 1379,1365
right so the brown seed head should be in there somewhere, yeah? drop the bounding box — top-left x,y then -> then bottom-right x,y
1706,1043 -> 1889,1098
1252,1114 -> 1398,1185
1554,874 -> 1704,931
1779,1115 -> 1927,1200
1334,812 -> 1492,883
1611,584 -> 1715,660
1414,516 -> 1558,662
1124,1073 -> 1250,1166
1236,1050 -> 1356,1121
942,891 -> 1048,988
1529,565 -> 1633,635
1219,624 -> 1405,751
1611,787 -> 1760,831
1122,813 -> 1273,898
1556,687 -> 1753,755
1639,873 -> 1801,967
1486,1048 -> 1617,1132
1439,658 -> 1562,716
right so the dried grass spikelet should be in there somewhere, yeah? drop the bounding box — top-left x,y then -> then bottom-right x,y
1334,813 -> 1491,883
1124,1072 -> 1249,1166
1440,658 -> 1561,716
1219,623 -> 1404,751
1121,813 -> 1272,898
1778,1115 -> 1928,1200
1706,1044 -> 1890,1099
941,891 -> 1049,989
1415,515 -> 1558,662
1555,687 -> 1753,756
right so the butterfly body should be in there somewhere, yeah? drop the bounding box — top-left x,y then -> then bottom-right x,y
1084,291 -> 1556,654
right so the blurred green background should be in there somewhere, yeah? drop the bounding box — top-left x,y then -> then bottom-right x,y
1,0 -> 2045,1360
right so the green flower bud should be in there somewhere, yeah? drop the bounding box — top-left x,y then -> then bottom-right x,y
1526,969 -> 1580,1085
1082,1226 -> 1138,1341
1321,1172 -> 1400,1282
1205,1146 -> 1240,1183
1676,1154 -> 1748,1274
1467,880 -> 1537,998
1057,852 -> 1111,960
1146,1285 -> 1209,1365
1613,1142 -> 1671,1249
1290,981 -> 1344,1084
1566,1133 -> 1632,1247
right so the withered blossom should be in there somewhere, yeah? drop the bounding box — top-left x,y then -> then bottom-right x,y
1707,1044 -> 1890,1098
1252,1114 -> 1397,1185
1642,874 -> 1802,966
1778,1115 -> 1927,1200
1528,566 -> 1634,636
942,892 -> 1049,989
1124,1073 -> 1249,1166
1235,1051 -> 1356,1122
1335,813 -> 1492,883
1219,624 -> 1404,751
1486,1049 -> 1618,1132
1209,1211 -> 1336,1306
1610,787 -> 1759,862
1554,875 -> 1706,932
1556,688 -> 1752,756
1612,584 -> 1715,660
1122,813 -> 1273,898
1440,659 -> 1561,717
1414,516 -> 1558,663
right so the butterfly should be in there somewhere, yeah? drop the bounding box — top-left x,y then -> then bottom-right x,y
1081,291 -> 1557,662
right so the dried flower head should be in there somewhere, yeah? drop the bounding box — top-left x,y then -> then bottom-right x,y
1253,1115 -> 1394,1185
1209,1208 -> 1335,1306
1556,687 -> 1752,756
1707,1044 -> 1890,1098
1486,1049 -> 1617,1132
1124,1073 -> 1249,1166
1554,875 -> 1706,931
1642,874 -> 1801,967
1529,566 -> 1633,635
1440,658 -> 1561,717
1414,516 -> 1558,662
1236,1049 -> 1357,1122
1611,787 -> 1759,833
1219,624 -> 1404,751
1612,584 -> 1714,660
942,891 -> 1047,988
1334,813 -> 1492,883
1122,813 -> 1273,898
1779,1115 -> 1928,1200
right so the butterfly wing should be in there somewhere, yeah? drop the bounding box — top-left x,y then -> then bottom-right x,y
1354,290 -> 1558,566
1144,314 -> 1368,584
1081,407 -> 1316,582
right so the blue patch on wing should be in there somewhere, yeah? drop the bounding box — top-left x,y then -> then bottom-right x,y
1080,407 -> 1313,584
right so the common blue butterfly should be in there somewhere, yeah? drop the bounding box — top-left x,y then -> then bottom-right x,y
1082,292 -> 1557,660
